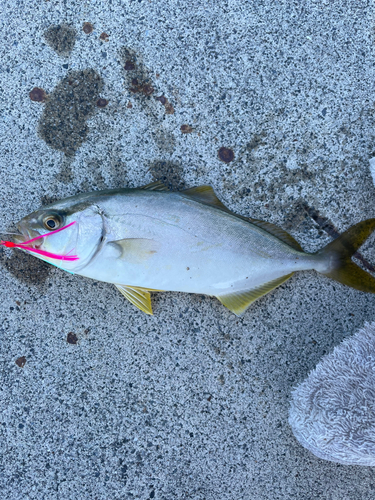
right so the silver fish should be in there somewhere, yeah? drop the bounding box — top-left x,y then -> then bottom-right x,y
9,181 -> 375,315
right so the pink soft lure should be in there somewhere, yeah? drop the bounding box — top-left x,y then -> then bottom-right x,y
0,221 -> 79,261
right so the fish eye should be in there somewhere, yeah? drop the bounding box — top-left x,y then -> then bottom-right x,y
43,215 -> 61,231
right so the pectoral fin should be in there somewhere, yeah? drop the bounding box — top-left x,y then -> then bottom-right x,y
109,238 -> 159,264
216,273 -> 294,316
115,285 -> 154,315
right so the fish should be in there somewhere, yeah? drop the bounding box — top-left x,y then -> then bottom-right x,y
3,181 -> 375,316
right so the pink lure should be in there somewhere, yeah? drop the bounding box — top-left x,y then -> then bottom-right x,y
0,221 -> 79,261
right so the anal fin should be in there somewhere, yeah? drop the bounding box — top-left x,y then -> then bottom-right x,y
216,273 -> 294,316
115,285 -> 155,315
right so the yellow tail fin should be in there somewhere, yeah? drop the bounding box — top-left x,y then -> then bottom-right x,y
317,219 -> 375,293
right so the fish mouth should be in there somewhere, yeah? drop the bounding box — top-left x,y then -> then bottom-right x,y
14,224 -> 44,249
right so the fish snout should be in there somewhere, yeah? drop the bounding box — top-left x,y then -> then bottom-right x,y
15,222 -> 43,248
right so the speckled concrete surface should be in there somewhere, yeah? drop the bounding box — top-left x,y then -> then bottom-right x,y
1,1 -> 375,499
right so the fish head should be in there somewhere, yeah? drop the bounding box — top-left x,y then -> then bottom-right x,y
15,199 -> 105,271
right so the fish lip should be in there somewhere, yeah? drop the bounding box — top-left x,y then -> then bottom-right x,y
14,224 -> 44,248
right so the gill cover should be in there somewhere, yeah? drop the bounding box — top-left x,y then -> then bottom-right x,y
16,203 -> 105,272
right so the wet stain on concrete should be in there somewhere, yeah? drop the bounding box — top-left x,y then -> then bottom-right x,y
77,156 -> 129,192
119,47 -> 156,105
130,77 -> 155,96
149,160 -> 185,190
38,69 -> 104,156
119,47 -> 175,118
78,158 -> 109,192
0,248 -> 51,287
55,159 -> 75,184
118,47 -> 176,155
43,24 -> 77,57
237,154 -> 316,218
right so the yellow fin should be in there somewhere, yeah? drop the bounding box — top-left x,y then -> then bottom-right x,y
109,238 -> 159,264
317,218 -> 375,293
216,273 -> 294,316
182,185 -> 230,212
141,180 -> 169,191
115,285 -> 154,315
182,186 -> 303,251
246,218 -> 303,252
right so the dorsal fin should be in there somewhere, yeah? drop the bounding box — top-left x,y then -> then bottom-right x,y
246,217 -> 303,252
216,273 -> 294,316
141,180 -> 169,191
182,185 -> 303,252
182,185 -> 231,212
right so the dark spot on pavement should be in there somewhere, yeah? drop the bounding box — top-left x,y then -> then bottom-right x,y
180,124 -> 193,134
67,332 -> 78,344
218,147 -> 235,163
15,356 -> 26,368
96,98 -> 109,108
0,249 -> 51,287
246,132 -> 266,152
130,78 -> 154,96
118,47 -> 175,152
38,69 -> 104,156
43,24 -> 77,57
29,87 -> 47,103
124,60 -> 135,71
82,22 -> 94,34
156,95 -> 174,114
164,100 -> 174,114
99,32 -> 109,42
149,160 -> 185,190
155,95 -> 167,105
119,47 -> 167,102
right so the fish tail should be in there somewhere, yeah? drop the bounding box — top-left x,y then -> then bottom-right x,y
315,218 -> 375,293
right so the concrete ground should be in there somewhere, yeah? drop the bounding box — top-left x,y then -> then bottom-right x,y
1,1 -> 375,498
